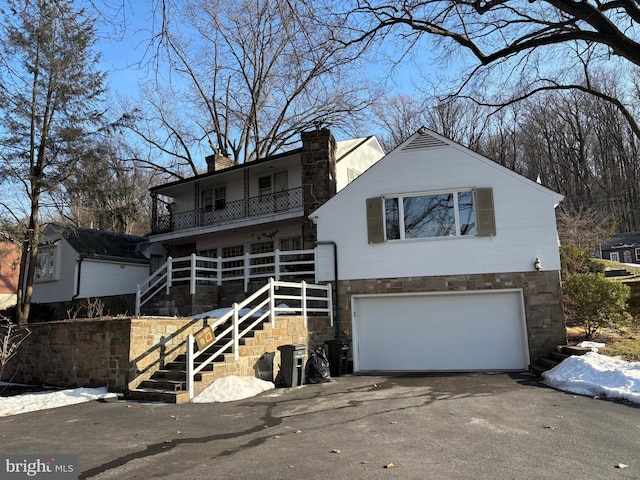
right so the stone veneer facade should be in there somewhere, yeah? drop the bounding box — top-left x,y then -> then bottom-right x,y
337,271 -> 566,366
5,315 -> 334,392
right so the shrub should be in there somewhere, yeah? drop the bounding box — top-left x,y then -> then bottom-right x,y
563,273 -> 631,339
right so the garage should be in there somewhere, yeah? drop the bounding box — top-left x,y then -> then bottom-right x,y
352,290 -> 529,372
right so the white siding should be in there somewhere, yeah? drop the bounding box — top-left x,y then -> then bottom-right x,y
335,137 -> 385,191
314,134 -> 563,282
31,240 -> 78,304
78,259 -> 149,298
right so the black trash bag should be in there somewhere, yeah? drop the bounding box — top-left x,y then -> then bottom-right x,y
304,346 -> 332,384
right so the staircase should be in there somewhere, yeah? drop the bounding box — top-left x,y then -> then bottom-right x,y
126,317 -> 265,404
530,345 -> 592,377
126,278 -> 333,404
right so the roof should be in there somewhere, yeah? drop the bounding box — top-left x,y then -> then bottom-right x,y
150,135 -> 380,194
311,127 -> 564,218
44,224 -> 149,263
601,232 -> 640,250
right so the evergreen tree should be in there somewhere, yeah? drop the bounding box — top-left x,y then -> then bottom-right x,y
0,0 -> 106,324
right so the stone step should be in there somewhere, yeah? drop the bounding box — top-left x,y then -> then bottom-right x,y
126,388 -> 191,404
138,379 -> 186,391
530,345 -> 592,377
560,345 -> 592,356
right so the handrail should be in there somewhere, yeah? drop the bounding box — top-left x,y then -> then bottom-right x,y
135,248 -> 316,315
186,278 -> 333,399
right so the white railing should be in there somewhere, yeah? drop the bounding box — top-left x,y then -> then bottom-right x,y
135,249 -> 316,315
186,278 -> 333,399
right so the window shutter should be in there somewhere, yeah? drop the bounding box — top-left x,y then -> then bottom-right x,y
366,197 -> 384,244
475,188 -> 496,237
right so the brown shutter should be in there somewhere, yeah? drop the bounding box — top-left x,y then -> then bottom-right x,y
476,188 -> 496,237
366,197 -> 384,244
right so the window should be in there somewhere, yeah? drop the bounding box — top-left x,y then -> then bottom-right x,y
384,190 -> 477,240
280,236 -> 302,251
203,187 -> 226,211
250,241 -> 275,274
214,186 -> 226,210
221,245 -> 244,278
202,190 -> 213,211
636,248 -> 640,262
35,246 -> 56,280
258,176 -> 272,196
610,252 -> 620,262
367,188 -> 495,243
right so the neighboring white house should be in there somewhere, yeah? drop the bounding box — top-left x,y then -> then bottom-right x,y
31,224 -> 160,305
312,127 -> 566,372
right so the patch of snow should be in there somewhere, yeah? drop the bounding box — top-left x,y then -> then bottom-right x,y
191,375 -> 275,403
543,352 -> 640,404
576,341 -> 606,352
0,387 -> 117,417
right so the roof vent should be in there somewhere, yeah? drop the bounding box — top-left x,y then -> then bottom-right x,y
402,131 -> 448,151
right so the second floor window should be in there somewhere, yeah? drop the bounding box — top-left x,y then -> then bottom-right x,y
214,187 -> 226,210
202,186 -> 226,211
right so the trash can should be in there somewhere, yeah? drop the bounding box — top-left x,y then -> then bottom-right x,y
255,352 -> 276,383
325,339 -> 350,377
278,344 -> 306,387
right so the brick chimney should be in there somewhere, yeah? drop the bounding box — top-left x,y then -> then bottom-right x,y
301,127 -> 337,248
205,151 -> 236,173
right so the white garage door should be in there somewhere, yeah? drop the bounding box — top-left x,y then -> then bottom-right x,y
352,290 -> 529,372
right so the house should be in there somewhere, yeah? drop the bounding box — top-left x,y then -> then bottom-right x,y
31,224 -> 162,317
311,127 -> 567,372
600,232 -> 640,264
0,234 -> 20,309
141,128 -> 385,313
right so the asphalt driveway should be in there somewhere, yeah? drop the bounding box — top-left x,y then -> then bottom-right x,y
1,373 -> 638,479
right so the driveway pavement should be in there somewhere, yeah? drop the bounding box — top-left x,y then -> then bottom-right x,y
1,373 -> 639,479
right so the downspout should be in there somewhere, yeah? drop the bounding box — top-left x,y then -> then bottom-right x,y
314,240 -> 340,338
72,255 -> 85,302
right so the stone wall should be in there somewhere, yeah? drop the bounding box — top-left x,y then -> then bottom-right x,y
4,315 -> 335,392
337,271 -> 566,365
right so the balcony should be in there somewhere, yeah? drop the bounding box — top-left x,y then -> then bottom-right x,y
153,187 -> 304,234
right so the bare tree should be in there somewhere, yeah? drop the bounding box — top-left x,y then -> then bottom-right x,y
338,0 -> 640,139
123,0 -> 377,177
50,135 -> 159,236
0,0 -> 106,324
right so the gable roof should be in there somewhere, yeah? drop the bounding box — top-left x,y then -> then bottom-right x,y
43,224 -> 149,263
601,232 -> 640,250
312,127 -> 563,217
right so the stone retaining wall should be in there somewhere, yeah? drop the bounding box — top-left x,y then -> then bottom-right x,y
4,315 -> 335,392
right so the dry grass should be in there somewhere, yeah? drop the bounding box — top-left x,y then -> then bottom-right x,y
567,320 -> 640,362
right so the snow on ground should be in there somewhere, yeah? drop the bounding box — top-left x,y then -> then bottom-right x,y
2,351 -> 640,416
191,375 -> 275,403
542,352 -> 640,404
0,386 -> 117,417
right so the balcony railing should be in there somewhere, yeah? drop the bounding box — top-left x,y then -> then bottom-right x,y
153,187 -> 304,234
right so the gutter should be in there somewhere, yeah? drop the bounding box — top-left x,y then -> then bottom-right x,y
314,240 -> 340,338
